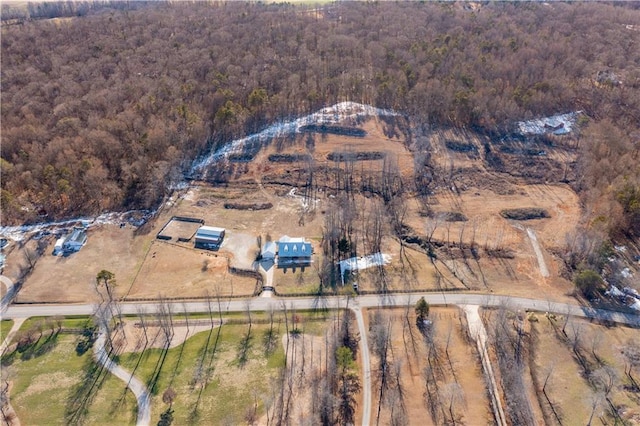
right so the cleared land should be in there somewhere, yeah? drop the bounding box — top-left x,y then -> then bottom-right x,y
366,307 -> 492,425
529,314 -> 640,425
9,117 -> 586,304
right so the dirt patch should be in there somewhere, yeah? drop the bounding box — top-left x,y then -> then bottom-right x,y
223,202 -> 272,210
220,232 -> 259,270
268,153 -> 312,163
500,208 -> 551,220
445,139 -> 478,154
156,216 -> 203,241
424,211 -> 468,222
327,151 -> 386,162
300,124 -> 367,137
116,319 -> 221,353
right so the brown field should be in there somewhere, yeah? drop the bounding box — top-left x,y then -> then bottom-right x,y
529,314 -> 640,425
156,217 -> 202,241
409,183 -> 581,251
366,307 -> 493,425
403,183 -> 580,302
480,307 -> 640,425
16,225 -> 153,303
125,240 -> 258,299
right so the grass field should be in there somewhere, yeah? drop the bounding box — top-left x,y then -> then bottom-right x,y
1,320 -> 14,342
117,322 -> 288,424
2,333 -> 137,425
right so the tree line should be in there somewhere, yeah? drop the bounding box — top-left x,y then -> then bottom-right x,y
1,1 -> 639,229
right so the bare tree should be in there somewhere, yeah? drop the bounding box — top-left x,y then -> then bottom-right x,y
440,381 -> 465,425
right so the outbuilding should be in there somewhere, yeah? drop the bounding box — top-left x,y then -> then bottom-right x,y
53,237 -> 65,256
194,226 -> 225,250
261,241 -> 277,260
63,227 -> 87,253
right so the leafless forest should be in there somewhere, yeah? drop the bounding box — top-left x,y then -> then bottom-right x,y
1,1 -> 638,240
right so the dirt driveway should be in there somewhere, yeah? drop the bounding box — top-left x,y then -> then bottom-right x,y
221,232 -> 259,269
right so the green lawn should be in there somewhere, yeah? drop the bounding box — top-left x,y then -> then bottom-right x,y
2,312 -> 332,425
118,322 -> 287,425
2,333 -> 137,425
1,319 -> 13,342
18,316 -> 94,332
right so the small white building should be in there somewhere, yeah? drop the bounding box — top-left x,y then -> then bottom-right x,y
195,226 -> 225,250
63,228 -> 87,253
53,237 -> 65,256
262,241 -> 277,260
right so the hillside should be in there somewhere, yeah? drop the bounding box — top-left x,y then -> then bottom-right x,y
1,1 -> 639,240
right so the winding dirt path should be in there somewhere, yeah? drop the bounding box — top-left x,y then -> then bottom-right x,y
526,228 -> 549,278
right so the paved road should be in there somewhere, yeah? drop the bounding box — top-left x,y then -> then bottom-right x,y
4,293 -> 640,327
94,318 -> 151,426
461,305 -> 506,426
351,306 -> 371,426
3,291 -> 639,426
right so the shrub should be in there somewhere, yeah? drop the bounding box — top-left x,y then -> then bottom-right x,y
574,269 -> 605,298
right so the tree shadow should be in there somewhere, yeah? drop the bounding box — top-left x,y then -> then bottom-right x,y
237,328 -> 253,368
18,329 -> 61,361
65,357 -> 109,425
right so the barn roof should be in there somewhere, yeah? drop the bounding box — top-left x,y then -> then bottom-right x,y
196,226 -> 225,238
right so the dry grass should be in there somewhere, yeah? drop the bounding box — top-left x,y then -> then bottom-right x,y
530,315 -> 640,425
126,240 -> 257,299
17,225 -> 154,303
366,307 -> 492,425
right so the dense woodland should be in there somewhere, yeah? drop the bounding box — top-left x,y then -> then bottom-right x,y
1,1 -> 639,237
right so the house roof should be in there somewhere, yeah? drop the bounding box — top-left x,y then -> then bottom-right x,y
277,241 -> 312,258
262,241 -> 277,257
278,235 -> 305,243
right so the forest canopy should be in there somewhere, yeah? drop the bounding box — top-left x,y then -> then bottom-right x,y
1,1 -> 639,232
